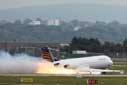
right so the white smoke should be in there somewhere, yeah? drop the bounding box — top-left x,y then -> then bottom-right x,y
0,51 -> 44,74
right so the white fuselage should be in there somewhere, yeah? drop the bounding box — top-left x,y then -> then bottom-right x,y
53,55 -> 113,69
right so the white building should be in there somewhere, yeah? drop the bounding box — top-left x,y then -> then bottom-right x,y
60,43 -> 69,47
72,50 -> 87,54
29,21 -> 41,26
47,19 -> 60,26
73,26 -> 81,31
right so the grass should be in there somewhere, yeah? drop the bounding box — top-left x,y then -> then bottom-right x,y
0,76 -> 127,85
112,58 -> 127,62
112,65 -> 127,70
111,58 -> 127,71
113,61 -> 127,65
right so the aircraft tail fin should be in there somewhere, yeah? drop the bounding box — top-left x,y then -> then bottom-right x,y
41,47 -> 60,62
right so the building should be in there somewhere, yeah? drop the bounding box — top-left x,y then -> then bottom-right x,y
72,50 -> 87,54
47,19 -> 60,26
29,20 -> 41,26
0,42 -> 60,57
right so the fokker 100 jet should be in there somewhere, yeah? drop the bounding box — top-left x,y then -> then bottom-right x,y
41,47 -> 115,74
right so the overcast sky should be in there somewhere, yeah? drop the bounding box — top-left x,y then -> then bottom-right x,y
1,0 -> 127,9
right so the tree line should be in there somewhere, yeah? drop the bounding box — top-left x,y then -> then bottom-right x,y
63,37 -> 127,54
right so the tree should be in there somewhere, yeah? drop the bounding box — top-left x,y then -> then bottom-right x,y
122,39 -> 127,52
103,41 -> 116,52
70,37 -> 102,52
14,19 -> 22,25
23,18 -> 32,25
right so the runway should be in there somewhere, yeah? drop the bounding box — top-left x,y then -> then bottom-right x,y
0,74 -> 127,85
0,73 -> 127,77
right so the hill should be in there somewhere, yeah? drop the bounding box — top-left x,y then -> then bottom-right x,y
0,20 -> 126,43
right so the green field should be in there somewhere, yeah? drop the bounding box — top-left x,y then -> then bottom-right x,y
0,75 -> 127,85
113,58 -> 127,65
112,58 -> 127,71
112,65 -> 127,71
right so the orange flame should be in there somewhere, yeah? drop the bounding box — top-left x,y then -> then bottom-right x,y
36,61 -> 90,75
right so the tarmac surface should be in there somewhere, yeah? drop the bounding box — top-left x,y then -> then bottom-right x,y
0,74 -> 127,77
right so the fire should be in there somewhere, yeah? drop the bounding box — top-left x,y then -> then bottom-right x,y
36,61 -> 77,74
36,61 -> 91,75
36,61 -> 56,74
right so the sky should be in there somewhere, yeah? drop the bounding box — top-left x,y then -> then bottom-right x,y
0,0 -> 127,23
1,0 -> 127,9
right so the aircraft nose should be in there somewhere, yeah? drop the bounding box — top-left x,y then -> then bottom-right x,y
104,55 -> 113,65
106,56 -> 113,68
109,60 -> 113,65
108,59 -> 113,68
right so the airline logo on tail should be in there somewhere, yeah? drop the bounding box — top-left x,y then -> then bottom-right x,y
41,47 -> 53,62
41,47 -> 60,62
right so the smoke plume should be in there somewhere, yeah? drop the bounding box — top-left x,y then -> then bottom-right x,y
0,51 -> 45,74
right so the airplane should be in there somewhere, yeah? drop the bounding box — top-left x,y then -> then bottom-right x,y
41,47 -> 117,74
